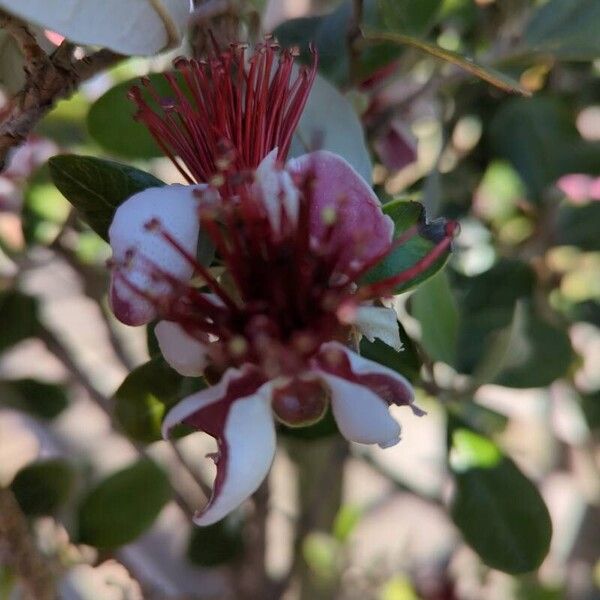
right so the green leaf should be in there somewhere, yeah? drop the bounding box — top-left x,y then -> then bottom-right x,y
362,200 -> 452,293
456,259 -> 535,315
453,259 -> 535,375
489,97 -> 579,201
410,270 -> 459,366
290,71 -> 372,183
0,290 -> 41,353
275,11 -> 348,84
524,0 -> 600,61
86,74 -> 172,159
275,0 -> 442,85
10,459 -> 75,516
77,458 -> 171,549
2,379 -> 69,420
494,308 -> 573,389
48,154 -> 163,241
187,512 -> 244,566
362,30 -> 529,95
556,203 -> 600,251
114,355 -> 205,444
22,165 -> 71,245
376,0 -> 442,36
580,390 -> 600,431
302,532 -> 340,582
449,428 -> 552,574
333,504 -> 363,543
360,319 -> 421,382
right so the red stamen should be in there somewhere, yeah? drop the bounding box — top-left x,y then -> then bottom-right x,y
147,219 -> 240,312
129,39 -> 318,184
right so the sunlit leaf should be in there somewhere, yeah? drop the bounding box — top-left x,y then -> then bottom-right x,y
114,355 -> 204,443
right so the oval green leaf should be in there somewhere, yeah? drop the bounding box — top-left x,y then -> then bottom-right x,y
187,512 -> 244,566
11,459 -> 75,516
450,428 -> 552,574
48,154 -> 163,241
114,356 -> 189,444
87,74 -> 174,159
77,458 -> 171,549
362,200 -> 452,293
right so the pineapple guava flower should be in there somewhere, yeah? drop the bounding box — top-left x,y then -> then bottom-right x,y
107,39 -> 457,525
109,151 -> 456,525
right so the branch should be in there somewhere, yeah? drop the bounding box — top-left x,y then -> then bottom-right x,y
37,324 -> 197,519
0,488 -> 56,600
189,0 -> 231,25
0,10 -> 122,169
346,0 -> 364,84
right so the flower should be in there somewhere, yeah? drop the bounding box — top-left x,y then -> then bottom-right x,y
109,150 -> 456,525
107,40 -> 458,525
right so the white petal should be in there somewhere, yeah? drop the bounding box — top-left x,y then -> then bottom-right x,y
318,341 -> 417,411
316,371 -> 401,448
108,185 -> 200,325
355,306 -> 403,351
0,0 -> 191,55
155,321 -> 208,377
194,388 -> 276,525
255,149 -> 299,234
161,367 -> 247,438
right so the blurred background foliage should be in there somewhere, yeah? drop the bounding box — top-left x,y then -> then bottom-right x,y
0,0 -> 599,599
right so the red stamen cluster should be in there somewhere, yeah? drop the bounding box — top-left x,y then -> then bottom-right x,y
128,38 -> 317,185
117,169 -> 457,382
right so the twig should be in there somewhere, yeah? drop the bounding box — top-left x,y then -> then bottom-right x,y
0,488 -> 56,600
50,237 -> 138,371
189,0 -> 231,25
0,10 -> 48,66
231,480 -> 271,600
37,324 -> 197,518
170,440 -> 212,498
346,0 -> 364,84
0,10 -> 122,170
355,448 -> 444,507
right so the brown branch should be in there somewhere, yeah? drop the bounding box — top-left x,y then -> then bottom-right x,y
0,488 -> 57,600
0,10 -> 122,170
346,0 -> 364,84
189,0 -> 231,25
37,324 -> 197,519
